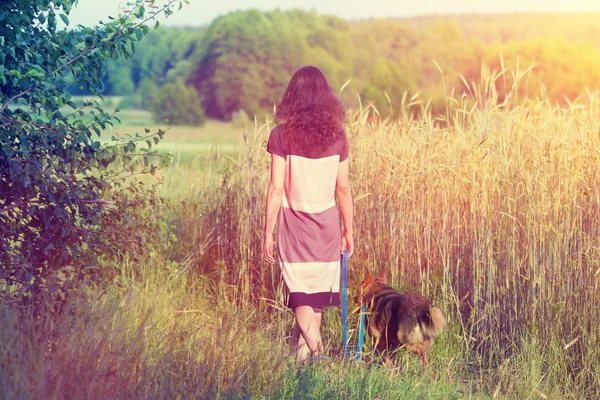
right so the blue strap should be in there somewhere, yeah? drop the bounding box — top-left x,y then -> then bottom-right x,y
341,249 -> 349,358
355,303 -> 366,360
341,250 -> 365,360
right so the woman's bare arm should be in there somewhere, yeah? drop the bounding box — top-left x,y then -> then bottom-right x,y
263,153 -> 286,263
336,159 -> 354,256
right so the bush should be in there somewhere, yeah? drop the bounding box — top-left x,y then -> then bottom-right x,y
231,109 -> 252,128
150,80 -> 205,125
117,94 -> 140,110
0,0 -> 179,310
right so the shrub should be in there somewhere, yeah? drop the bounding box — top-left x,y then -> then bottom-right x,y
150,79 -> 205,125
0,0 -> 180,310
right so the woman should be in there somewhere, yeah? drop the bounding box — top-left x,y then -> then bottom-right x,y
263,66 -> 354,364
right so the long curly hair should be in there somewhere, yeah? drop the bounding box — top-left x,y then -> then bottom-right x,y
275,66 -> 346,156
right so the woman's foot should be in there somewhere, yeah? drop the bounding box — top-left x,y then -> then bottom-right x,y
296,343 -> 311,365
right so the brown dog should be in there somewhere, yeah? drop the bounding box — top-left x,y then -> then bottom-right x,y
356,269 -> 445,367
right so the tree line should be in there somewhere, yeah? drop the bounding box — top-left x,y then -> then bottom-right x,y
94,10 -> 600,123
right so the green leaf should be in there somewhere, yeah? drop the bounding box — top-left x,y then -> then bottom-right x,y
60,13 -> 69,26
62,0 -> 73,13
25,69 -> 45,78
134,28 -> 143,41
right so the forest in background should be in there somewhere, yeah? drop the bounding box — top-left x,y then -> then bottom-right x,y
89,10 -> 600,122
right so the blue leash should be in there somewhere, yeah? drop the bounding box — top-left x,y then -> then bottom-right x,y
341,250 -> 350,358
341,250 -> 365,360
355,303 -> 365,360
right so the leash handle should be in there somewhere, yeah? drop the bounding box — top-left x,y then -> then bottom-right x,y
341,249 -> 350,358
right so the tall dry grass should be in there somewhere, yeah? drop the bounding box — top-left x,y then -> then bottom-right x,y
171,67 -> 600,397
0,259 -> 293,399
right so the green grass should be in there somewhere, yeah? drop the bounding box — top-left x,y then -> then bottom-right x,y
0,262 -> 476,399
103,110 -> 253,169
106,111 -> 248,146
65,96 -> 251,166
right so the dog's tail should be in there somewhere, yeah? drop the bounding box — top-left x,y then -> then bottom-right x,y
418,306 -> 445,338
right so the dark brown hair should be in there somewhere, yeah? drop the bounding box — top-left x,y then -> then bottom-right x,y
275,66 -> 346,155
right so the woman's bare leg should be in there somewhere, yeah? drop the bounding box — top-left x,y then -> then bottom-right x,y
294,306 -> 323,364
296,332 -> 311,364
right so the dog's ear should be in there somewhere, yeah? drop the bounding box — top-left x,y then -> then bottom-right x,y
361,268 -> 374,286
356,268 -> 373,304
376,269 -> 388,284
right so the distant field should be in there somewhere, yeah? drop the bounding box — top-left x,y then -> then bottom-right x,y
70,96 -> 253,150
98,106 -> 260,167
12,96 -> 251,165
104,109 -> 248,145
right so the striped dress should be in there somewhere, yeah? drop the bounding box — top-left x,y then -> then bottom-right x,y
267,124 -> 349,310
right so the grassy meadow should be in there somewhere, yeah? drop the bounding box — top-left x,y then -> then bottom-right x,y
3,74 -> 600,399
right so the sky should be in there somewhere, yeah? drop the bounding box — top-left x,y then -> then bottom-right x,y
67,0 -> 600,28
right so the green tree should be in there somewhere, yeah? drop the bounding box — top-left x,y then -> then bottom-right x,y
0,0 -> 182,308
361,58 -> 417,118
189,9 -> 353,120
129,27 -> 202,87
106,26 -> 203,109
105,58 -> 136,95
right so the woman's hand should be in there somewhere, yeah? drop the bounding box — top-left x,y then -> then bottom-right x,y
263,234 -> 276,264
263,153 -> 285,264
340,230 -> 354,257
336,159 -> 354,257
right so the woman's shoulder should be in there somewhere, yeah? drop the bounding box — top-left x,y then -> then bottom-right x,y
338,128 -> 349,161
271,123 -> 286,133
269,124 -> 288,141
267,124 -> 288,157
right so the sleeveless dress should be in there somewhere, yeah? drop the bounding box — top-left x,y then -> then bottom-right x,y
267,125 -> 349,310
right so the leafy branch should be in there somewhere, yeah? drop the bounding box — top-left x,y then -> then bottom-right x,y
0,0 -> 188,308
0,0 -> 182,115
